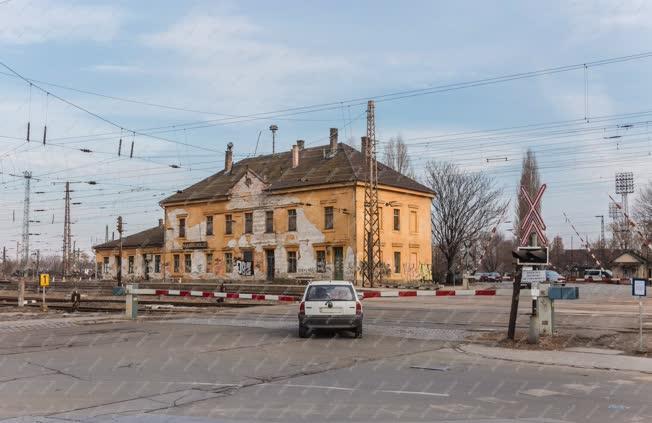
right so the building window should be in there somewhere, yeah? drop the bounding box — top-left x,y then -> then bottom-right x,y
224,252 -> 233,273
324,206 -> 334,229
393,209 -> 400,231
243,250 -> 254,276
245,212 -> 253,234
206,215 -> 213,236
206,253 -> 213,273
394,251 -> 401,274
265,210 -> 274,233
410,211 -> 418,233
225,214 -> 233,235
179,218 -> 186,238
103,257 -> 109,274
287,251 -> 297,273
288,209 -> 297,231
154,255 -> 161,273
128,256 -> 134,274
173,254 -> 180,273
316,250 -> 326,273
184,254 -> 192,273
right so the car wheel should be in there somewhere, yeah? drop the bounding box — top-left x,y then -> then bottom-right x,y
354,325 -> 363,338
299,325 -> 310,338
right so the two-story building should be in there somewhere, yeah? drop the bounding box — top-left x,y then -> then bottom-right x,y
158,129 -> 434,284
94,128 -> 435,284
93,220 -> 165,281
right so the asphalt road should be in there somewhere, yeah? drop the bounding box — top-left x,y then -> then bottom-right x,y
0,283 -> 651,422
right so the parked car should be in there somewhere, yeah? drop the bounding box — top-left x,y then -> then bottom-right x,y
545,270 -> 566,284
298,280 -> 363,338
474,271 -> 502,282
584,269 -> 613,281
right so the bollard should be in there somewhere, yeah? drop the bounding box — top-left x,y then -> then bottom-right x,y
537,296 -> 554,335
125,283 -> 138,319
527,314 -> 540,344
18,279 -> 25,307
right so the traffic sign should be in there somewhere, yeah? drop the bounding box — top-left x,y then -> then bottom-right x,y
633,278 -> 647,297
520,184 -> 548,246
513,246 -> 549,265
522,270 -> 546,284
39,273 -> 50,287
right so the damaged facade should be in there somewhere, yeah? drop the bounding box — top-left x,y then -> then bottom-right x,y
93,221 -> 165,282
94,129 -> 434,284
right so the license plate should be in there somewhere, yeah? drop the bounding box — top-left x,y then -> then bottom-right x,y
320,307 -> 342,314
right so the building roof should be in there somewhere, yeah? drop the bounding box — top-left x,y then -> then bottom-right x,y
160,143 -> 434,205
611,250 -> 650,265
93,225 -> 164,251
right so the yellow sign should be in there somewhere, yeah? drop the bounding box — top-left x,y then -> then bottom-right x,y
39,273 -> 50,287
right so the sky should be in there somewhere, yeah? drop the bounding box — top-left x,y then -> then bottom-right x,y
2,0 -> 652,259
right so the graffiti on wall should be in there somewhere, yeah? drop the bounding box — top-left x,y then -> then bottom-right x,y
235,260 -> 253,276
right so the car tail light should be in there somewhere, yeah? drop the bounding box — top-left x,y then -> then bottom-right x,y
299,301 -> 305,316
356,301 -> 362,315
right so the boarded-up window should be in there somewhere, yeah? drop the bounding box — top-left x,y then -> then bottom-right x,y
316,250 -> 326,272
245,213 -> 253,234
410,211 -> 418,233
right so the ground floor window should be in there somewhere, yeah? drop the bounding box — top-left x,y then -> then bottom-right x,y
173,254 -> 180,273
184,254 -> 192,273
128,256 -> 134,274
154,255 -> 161,273
287,251 -> 297,273
393,251 -> 401,274
316,250 -> 326,272
206,253 -> 213,273
225,252 -> 233,273
103,257 -> 109,274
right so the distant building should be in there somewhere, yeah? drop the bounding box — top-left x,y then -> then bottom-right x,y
94,129 -> 434,284
611,250 -> 652,279
93,221 -> 164,281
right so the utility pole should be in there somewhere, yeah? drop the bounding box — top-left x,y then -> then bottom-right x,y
1,246 -> 6,278
269,124 -> 278,155
105,224 -> 109,242
20,171 -> 32,276
62,181 -> 71,280
117,216 -> 123,287
362,100 -> 381,288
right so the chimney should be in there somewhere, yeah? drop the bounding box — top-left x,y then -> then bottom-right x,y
329,128 -> 338,153
297,139 -> 305,150
292,145 -> 300,168
225,142 -> 233,173
158,218 -> 163,227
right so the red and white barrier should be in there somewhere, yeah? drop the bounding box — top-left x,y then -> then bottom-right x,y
128,287 -> 299,302
361,288 -> 499,298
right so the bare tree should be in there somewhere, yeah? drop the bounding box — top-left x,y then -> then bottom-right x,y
515,149 -> 541,244
426,161 -> 507,283
383,135 -> 415,178
634,181 -> 652,244
480,231 -> 513,273
549,235 -> 565,269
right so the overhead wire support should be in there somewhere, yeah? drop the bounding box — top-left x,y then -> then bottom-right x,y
362,100 -> 381,288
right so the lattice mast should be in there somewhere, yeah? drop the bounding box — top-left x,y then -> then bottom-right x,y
62,181 -> 71,279
21,171 -> 32,273
362,100 -> 382,287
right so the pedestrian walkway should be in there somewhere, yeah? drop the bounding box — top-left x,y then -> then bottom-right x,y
0,315 -> 121,333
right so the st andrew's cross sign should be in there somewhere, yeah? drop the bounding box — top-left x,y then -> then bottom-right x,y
520,184 -> 547,247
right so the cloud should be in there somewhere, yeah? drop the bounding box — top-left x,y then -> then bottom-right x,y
84,64 -> 147,75
141,11 -> 356,112
564,0 -> 652,40
0,0 -> 123,44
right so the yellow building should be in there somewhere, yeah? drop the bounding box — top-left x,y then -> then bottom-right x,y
157,129 -> 434,284
93,221 -> 164,281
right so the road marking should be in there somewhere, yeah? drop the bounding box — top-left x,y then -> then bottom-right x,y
279,384 -> 355,391
379,390 -> 449,397
519,388 -> 564,397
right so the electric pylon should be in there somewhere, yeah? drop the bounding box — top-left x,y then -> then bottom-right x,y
362,100 -> 382,287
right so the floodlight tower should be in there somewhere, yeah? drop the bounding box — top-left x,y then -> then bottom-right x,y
269,124 -> 278,155
615,172 -> 635,248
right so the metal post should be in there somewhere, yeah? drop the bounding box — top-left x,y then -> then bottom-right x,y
126,283 -> 138,319
639,297 -> 646,353
18,278 -> 24,307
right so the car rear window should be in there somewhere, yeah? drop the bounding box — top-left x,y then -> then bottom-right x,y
305,285 -> 355,301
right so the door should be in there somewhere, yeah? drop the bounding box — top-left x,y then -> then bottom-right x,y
266,250 -> 275,281
333,247 -> 344,280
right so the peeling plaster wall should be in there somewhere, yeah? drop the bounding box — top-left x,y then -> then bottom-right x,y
163,170 -> 357,282
94,248 -> 163,281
